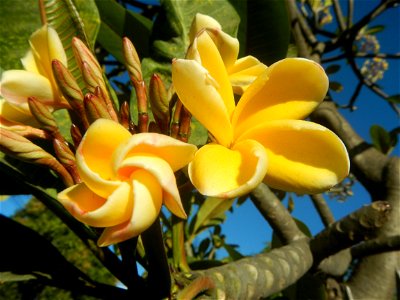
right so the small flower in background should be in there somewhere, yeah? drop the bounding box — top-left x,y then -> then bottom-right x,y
0,25 -> 69,125
58,119 -> 197,246
361,57 -> 389,83
356,34 -> 380,54
172,30 -> 350,198
188,13 -> 267,94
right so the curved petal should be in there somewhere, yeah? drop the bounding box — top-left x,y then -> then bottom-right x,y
58,181 -> 132,227
237,120 -> 350,194
228,56 -> 268,94
0,99 -> 37,125
117,154 -> 186,218
76,119 -> 131,198
232,58 -> 329,139
206,29 -> 240,71
172,59 -> 233,147
188,140 -> 268,198
0,70 -> 54,106
97,169 -> 163,247
189,13 -> 222,43
193,31 -> 235,117
113,132 -> 197,173
21,50 -> 39,74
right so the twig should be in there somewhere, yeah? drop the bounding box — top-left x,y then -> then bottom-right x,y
351,235 -> 400,259
310,194 -> 335,227
250,183 -> 306,244
332,0 -> 347,32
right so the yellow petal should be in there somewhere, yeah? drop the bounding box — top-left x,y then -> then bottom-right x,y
76,119 -> 131,198
237,120 -> 350,194
172,59 -> 233,147
194,31 -> 235,117
189,13 -> 222,43
228,56 -> 268,94
232,58 -> 329,139
58,181 -> 132,227
113,132 -> 197,173
21,50 -> 39,74
97,169 -> 162,246
188,140 -> 268,198
117,154 -> 186,218
0,70 -> 54,106
207,29 -> 240,71
0,99 -> 36,125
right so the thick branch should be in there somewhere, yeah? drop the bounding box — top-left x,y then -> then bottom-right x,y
351,235 -> 400,259
310,201 -> 391,267
192,239 -> 312,299
251,183 -> 307,244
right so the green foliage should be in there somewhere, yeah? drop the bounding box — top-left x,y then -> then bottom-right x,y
369,124 -> 398,155
0,0 -> 41,70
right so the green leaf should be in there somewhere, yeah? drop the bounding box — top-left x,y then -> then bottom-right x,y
0,0 -> 41,70
223,243 -> 244,261
188,118 -> 208,146
143,0 -> 239,84
365,25 -> 385,35
0,272 -> 36,283
325,64 -> 341,74
370,124 -> 394,154
329,81 -> 343,92
73,0 -> 101,48
190,197 -> 235,237
386,94 -> 400,104
240,0 -> 290,65
43,0 -> 94,88
95,0 -> 152,63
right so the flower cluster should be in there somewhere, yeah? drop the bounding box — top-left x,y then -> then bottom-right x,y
0,13 -> 350,246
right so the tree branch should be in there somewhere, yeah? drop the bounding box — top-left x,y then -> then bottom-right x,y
250,183 -> 307,244
310,201 -> 392,267
310,194 -> 335,227
191,239 -> 312,299
351,235 -> 400,259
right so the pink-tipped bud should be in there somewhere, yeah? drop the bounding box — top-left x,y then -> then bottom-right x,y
84,93 -> 112,123
27,97 -> 58,132
123,37 -> 142,82
149,74 -> 170,133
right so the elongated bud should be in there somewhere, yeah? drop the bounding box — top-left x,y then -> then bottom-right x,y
84,93 -> 112,123
53,138 -> 81,184
119,101 -> 131,130
0,128 -> 74,187
28,97 -> 58,132
94,86 -> 118,122
149,74 -> 170,133
178,106 -> 192,143
123,37 -> 142,82
70,124 -> 83,148
171,100 -> 182,139
72,37 -> 103,82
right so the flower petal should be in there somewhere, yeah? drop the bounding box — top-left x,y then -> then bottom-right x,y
113,132 -> 197,173
172,59 -> 233,147
192,31 -> 235,117
232,58 -> 329,139
188,140 -> 268,198
228,56 -> 268,94
58,181 -> 132,227
21,50 -> 39,74
237,120 -> 350,194
0,70 -> 54,106
189,13 -> 222,43
76,119 -> 131,198
117,154 -> 186,219
97,169 -> 163,246
0,99 -> 36,125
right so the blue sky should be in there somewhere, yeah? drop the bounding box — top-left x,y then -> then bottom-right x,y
1,1 -> 399,258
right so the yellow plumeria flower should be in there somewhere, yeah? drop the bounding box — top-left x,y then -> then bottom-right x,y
58,119 -> 197,246
188,13 -> 267,94
0,25 -> 68,124
172,31 -> 350,198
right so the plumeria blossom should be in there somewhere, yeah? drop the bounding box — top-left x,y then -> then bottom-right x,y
172,30 -> 350,198
58,119 -> 197,246
188,13 -> 267,94
0,25 -> 68,124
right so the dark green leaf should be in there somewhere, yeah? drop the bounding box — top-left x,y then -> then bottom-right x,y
243,0 -> 290,65
95,0 -> 152,63
223,243 -> 244,261
329,81 -> 343,92
73,0 -> 101,47
386,94 -> 400,104
325,64 -> 341,74
188,118 -> 208,147
370,124 -> 394,154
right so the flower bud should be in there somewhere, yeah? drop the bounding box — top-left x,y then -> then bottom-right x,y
70,124 -> 83,148
84,93 -> 112,123
0,127 -> 74,186
122,37 -> 142,82
27,97 -> 58,132
53,138 -> 81,184
72,37 -> 103,83
149,74 -> 170,133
